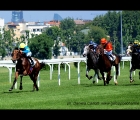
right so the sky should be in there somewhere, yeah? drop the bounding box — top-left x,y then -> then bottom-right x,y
0,10 -> 109,23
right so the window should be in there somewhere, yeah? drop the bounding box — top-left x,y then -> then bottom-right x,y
33,29 -> 36,32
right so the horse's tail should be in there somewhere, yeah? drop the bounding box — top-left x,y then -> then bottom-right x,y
40,62 -> 46,69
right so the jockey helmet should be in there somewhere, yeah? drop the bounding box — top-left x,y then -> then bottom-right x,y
134,40 -> 139,44
100,38 -> 107,44
89,40 -> 93,44
19,43 -> 26,48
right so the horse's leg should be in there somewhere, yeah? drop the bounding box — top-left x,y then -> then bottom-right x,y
29,74 -> 36,91
92,70 -> 97,84
19,75 -> 23,90
130,67 -> 135,83
100,71 -> 106,86
30,73 -> 39,91
33,73 -> 39,91
106,71 -> 112,84
97,69 -> 102,80
92,69 -> 102,83
86,66 -> 92,80
9,71 -> 19,91
114,65 -> 119,85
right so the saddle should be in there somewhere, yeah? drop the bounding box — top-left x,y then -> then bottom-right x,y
28,57 -> 37,67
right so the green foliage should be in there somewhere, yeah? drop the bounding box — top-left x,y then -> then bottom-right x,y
59,17 -> 76,31
29,33 -> 53,59
87,26 -> 107,44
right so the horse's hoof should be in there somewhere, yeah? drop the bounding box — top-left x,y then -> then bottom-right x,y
115,82 -> 118,85
9,89 -> 12,91
130,80 -> 134,83
19,86 -> 23,90
93,81 -> 95,84
106,80 -> 109,84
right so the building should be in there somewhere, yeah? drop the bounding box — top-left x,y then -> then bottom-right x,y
74,20 -> 85,26
47,20 -> 60,27
0,18 -> 4,34
11,11 -> 24,23
53,13 -> 63,21
4,22 -> 22,41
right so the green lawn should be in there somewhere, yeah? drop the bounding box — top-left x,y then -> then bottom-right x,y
0,61 -> 140,109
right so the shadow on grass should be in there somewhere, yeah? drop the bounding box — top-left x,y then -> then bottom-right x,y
3,90 -> 36,94
121,83 -> 140,86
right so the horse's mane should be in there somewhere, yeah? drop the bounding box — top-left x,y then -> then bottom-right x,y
14,47 -> 19,50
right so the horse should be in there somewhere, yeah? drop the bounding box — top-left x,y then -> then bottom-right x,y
129,46 -> 140,83
9,47 -> 46,92
95,44 -> 121,86
83,44 -> 102,83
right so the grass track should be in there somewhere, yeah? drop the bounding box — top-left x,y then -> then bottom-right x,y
0,61 -> 140,109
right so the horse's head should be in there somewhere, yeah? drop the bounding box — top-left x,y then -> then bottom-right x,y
11,49 -> 22,63
95,44 -> 104,56
83,45 -> 90,57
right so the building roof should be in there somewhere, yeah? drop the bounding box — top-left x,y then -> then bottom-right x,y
74,20 -> 85,25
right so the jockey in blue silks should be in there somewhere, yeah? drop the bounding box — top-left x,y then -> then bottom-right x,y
89,40 -> 98,52
19,43 -> 34,67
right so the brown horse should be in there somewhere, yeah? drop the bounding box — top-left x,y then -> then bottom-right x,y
9,47 -> 45,92
95,44 -> 121,86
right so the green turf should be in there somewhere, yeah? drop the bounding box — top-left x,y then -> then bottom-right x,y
0,61 -> 140,109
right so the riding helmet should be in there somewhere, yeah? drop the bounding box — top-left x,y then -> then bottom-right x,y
89,40 -> 93,44
19,43 -> 26,48
134,40 -> 139,44
100,38 -> 107,44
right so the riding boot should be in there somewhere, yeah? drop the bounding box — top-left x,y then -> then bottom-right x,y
28,57 -> 34,67
109,54 -> 115,61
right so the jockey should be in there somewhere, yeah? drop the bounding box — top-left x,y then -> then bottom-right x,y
133,40 -> 139,53
89,40 -> 98,52
19,43 -> 34,67
100,38 -> 116,61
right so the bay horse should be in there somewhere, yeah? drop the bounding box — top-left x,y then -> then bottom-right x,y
83,45 -> 102,83
129,46 -> 140,83
9,47 -> 45,92
95,44 -> 121,86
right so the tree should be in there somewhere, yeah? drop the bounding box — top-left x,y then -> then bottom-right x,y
2,28 -> 16,57
43,26 -> 62,58
29,33 -> 53,59
59,17 -> 76,31
87,26 -> 107,44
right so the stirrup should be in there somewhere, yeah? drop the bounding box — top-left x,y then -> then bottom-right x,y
31,62 -> 34,67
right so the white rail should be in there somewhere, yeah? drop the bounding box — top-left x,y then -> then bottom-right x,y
0,57 -> 132,89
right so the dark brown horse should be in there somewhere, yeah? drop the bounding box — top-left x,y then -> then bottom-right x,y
129,45 -> 140,83
83,45 -> 102,83
95,44 -> 121,86
9,47 -> 45,92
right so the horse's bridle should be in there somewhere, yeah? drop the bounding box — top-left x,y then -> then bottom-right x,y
11,49 -> 22,63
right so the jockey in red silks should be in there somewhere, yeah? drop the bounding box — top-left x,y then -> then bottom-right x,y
100,38 -> 116,61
